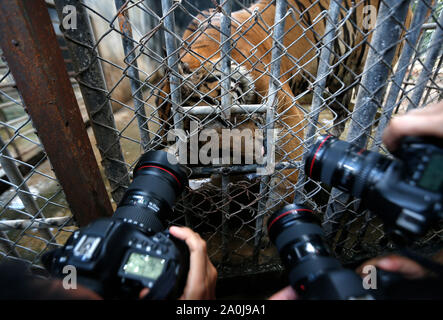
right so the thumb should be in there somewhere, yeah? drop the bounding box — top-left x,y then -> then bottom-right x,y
268,286 -> 298,300
375,256 -> 427,279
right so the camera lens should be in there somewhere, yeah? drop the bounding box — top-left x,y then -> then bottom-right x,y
267,204 -> 371,299
267,204 -> 341,292
305,135 -> 391,197
114,151 -> 189,233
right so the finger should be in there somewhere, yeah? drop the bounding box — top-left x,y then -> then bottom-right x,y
170,225 -> 207,268
170,226 -> 209,299
356,257 -> 383,275
169,226 -> 193,242
205,259 -> 218,299
356,255 -> 426,279
268,286 -> 298,300
383,101 -> 443,151
375,256 -> 427,279
408,101 -> 443,115
383,112 -> 443,151
139,288 -> 150,299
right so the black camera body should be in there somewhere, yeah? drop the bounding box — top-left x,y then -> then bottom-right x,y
306,135 -> 443,241
42,151 -> 190,299
267,135 -> 443,300
43,219 -> 188,299
267,204 -> 443,300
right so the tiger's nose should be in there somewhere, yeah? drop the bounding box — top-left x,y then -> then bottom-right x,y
202,116 -> 231,130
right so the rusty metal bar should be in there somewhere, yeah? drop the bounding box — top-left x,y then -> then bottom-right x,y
422,54 -> 443,105
54,0 -> 131,203
372,0 -> 433,151
180,104 -> 266,115
189,160 -> 300,177
115,0 -> 152,151
347,0 -> 412,147
324,0 -> 411,244
304,0 -> 343,143
161,0 -> 191,230
220,0 -> 233,120
422,22 -> 437,30
161,0 -> 184,134
253,0 -> 288,262
219,0 -> 233,263
407,9 -> 443,111
294,0 -> 343,203
0,0 -> 113,227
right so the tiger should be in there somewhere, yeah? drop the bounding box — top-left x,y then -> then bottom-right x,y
155,0 -> 413,203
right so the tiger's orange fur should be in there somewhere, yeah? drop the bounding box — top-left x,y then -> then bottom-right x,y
156,0 -> 413,202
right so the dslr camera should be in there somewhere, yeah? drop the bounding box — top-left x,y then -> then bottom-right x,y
306,135 -> 443,241
268,204 -> 443,300
268,203 -> 373,299
42,151 -> 190,299
267,135 -> 443,299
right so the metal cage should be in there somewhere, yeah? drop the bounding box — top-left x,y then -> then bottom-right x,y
0,0 -> 442,280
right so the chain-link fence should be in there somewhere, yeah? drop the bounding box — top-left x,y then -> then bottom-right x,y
0,1 -> 104,275
0,53 -> 75,275
0,0 -> 442,279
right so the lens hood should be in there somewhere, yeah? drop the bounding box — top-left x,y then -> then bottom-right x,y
134,151 -> 189,193
267,204 -> 320,242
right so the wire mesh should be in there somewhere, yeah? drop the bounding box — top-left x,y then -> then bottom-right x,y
0,50 -> 76,274
0,0 -> 442,278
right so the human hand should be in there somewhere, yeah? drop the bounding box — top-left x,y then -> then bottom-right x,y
356,254 -> 428,280
382,100 -> 443,151
268,285 -> 298,300
169,226 -> 217,300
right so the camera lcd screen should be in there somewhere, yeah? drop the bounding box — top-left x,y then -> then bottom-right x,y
123,252 -> 165,280
418,154 -> 443,192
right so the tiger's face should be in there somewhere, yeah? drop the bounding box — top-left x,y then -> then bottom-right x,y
156,61 -> 264,165
178,61 -> 259,109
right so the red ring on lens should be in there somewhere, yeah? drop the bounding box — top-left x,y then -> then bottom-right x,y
137,165 -> 182,188
267,208 -> 313,232
309,135 -> 332,177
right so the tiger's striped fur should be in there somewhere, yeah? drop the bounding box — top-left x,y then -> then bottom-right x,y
155,0 -> 413,202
